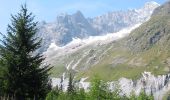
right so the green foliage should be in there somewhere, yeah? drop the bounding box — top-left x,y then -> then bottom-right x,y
46,87 -> 60,100
88,75 -> 114,100
76,88 -> 86,100
86,80 -> 122,100
0,63 -> 6,96
67,73 -> 75,94
45,76 -> 155,100
137,90 -> 154,100
111,83 -> 122,100
89,76 -> 102,99
0,5 -> 52,99
129,91 -> 137,100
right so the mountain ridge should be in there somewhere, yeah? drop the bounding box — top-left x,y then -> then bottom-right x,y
44,1 -> 170,82
42,1 -> 170,99
37,1 -> 159,52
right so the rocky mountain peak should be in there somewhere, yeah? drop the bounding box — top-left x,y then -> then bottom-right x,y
73,10 -> 84,17
144,1 -> 160,8
139,1 -> 160,15
37,1 -> 160,52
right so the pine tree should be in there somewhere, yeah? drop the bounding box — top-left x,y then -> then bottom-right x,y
0,5 -> 51,99
67,73 -> 75,94
60,75 -> 63,91
67,73 -> 77,100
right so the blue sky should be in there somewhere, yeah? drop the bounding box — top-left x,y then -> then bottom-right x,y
0,0 -> 167,33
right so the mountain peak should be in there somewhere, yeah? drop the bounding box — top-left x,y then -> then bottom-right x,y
38,1 -> 159,52
145,1 -> 160,6
73,10 -> 84,18
75,10 -> 83,15
144,1 -> 160,9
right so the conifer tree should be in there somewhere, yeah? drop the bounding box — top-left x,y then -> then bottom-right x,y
67,73 -> 75,94
0,5 -> 51,99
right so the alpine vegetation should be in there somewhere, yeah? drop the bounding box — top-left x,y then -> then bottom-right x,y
46,74 -> 154,100
1,0 -> 170,100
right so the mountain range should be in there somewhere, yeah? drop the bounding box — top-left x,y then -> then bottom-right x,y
41,1 -> 163,79
39,1 -> 170,99
37,1 -> 159,52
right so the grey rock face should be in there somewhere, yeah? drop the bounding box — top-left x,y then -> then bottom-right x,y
89,1 -> 160,34
37,1 -> 159,52
51,72 -> 170,100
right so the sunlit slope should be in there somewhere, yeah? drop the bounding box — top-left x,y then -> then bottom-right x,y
48,1 -> 170,81
78,4 -> 170,81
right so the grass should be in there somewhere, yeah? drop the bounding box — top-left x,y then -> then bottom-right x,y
50,65 -> 66,77
82,64 -> 146,81
50,15 -> 170,81
75,45 -> 144,81
51,41 -> 170,82
75,41 -> 170,81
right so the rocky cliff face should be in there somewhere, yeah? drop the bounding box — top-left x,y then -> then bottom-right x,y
89,1 -> 159,34
37,1 -> 159,52
51,72 -> 170,100
37,11 -> 97,52
117,72 -> 170,100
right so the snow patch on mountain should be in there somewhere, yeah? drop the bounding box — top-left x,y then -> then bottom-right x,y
44,23 -> 141,57
66,60 -> 74,70
38,1 -> 160,53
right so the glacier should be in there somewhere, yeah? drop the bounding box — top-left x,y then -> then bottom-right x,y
44,23 -> 141,57
38,1 -> 159,52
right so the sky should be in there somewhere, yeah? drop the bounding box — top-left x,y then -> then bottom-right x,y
0,0 -> 167,33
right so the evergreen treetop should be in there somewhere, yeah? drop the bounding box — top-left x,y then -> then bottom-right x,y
0,4 -> 52,100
